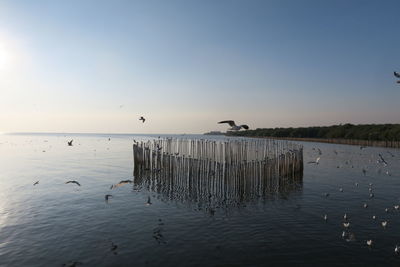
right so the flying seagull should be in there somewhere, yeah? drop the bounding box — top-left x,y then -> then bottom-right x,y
67,140 -> 73,146
110,180 -> 133,189
218,120 -> 249,131
33,181 -> 39,186
139,116 -> 146,123
65,180 -> 81,186
307,157 -> 320,164
394,71 -> 400,78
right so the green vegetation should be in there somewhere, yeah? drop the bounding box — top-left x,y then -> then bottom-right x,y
227,124 -> 400,141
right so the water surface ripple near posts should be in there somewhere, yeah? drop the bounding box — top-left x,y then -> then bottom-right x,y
133,138 -> 303,208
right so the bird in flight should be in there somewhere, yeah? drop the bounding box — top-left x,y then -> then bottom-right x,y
139,116 -> 146,123
110,180 -> 133,189
394,71 -> 400,83
218,120 -> 249,131
67,140 -> 73,146
65,180 -> 81,186
307,157 -> 320,164
33,181 -> 39,186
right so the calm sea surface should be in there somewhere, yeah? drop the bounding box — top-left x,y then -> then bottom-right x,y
1,133 -> 400,266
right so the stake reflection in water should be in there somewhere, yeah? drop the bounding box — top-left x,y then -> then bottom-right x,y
133,138 -> 303,208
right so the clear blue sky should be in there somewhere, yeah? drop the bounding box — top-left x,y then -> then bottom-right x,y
0,0 -> 399,133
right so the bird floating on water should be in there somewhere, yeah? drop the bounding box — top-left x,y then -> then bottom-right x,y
67,140 -> 73,146
139,116 -> 146,123
343,213 -> 348,220
363,203 -> 368,208
146,196 -> 152,206
65,180 -> 81,186
323,214 -> 328,221
218,120 -> 249,131
33,181 -> 39,186
372,215 -> 376,220
105,194 -> 112,201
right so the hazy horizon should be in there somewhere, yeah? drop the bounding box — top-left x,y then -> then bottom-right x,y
1,0 -> 399,134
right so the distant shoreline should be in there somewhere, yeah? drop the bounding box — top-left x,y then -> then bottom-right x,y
244,136 -> 400,149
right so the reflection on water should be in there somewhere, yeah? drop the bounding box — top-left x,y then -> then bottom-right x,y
134,164 -> 303,211
133,138 -> 303,211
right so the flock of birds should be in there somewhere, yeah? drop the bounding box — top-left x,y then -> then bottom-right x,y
308,145 -> 400,255
138,115 -> 249,131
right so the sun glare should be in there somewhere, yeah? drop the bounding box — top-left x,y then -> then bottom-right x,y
0,43 -> 11,70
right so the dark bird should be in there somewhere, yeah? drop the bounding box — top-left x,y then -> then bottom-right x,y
65,180 -> 81,186
378,153 -> 388,166
105,194 -> 112,201
110,180 -> 132,189
67,140 -> 73,146
218,120 -> 249,131
33,181 -> 39,186
139,116 -> 146,123
394,71 -> 400,78
62,261 -> 83,267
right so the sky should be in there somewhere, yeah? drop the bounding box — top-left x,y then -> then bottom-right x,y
0,0 -> 399,134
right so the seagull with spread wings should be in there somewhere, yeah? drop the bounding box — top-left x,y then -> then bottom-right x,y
394,71 -> 400,83
218,120 -> 249,131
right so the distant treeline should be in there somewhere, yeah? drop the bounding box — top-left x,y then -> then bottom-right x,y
228,124 -> 400,141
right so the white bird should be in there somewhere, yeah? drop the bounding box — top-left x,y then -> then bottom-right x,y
367,240 -> 373,247
323,214 -> 328,221
382,221 -> 388,228
372,215 -> 376,220
67,140 -> 73,146
369,193 -> 374,199
385,208 -> 389,213
308,157 -> 321,164
218,120 -> 249,131
339,188 -> 343,192
343,213 -> 348,220
394,205 -> 399,210
395,245 -> 400,254
364,203 -> 368,208
343,222 -> 350,228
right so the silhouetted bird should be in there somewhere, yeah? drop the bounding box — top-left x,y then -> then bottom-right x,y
105,194 -> 112,201
139,116 -> 146,123
65,180 -> 81,186
218,120 -> 249,131
394,71 -> 400,78
33,181 -> 39,186
67,140 -> 73,146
